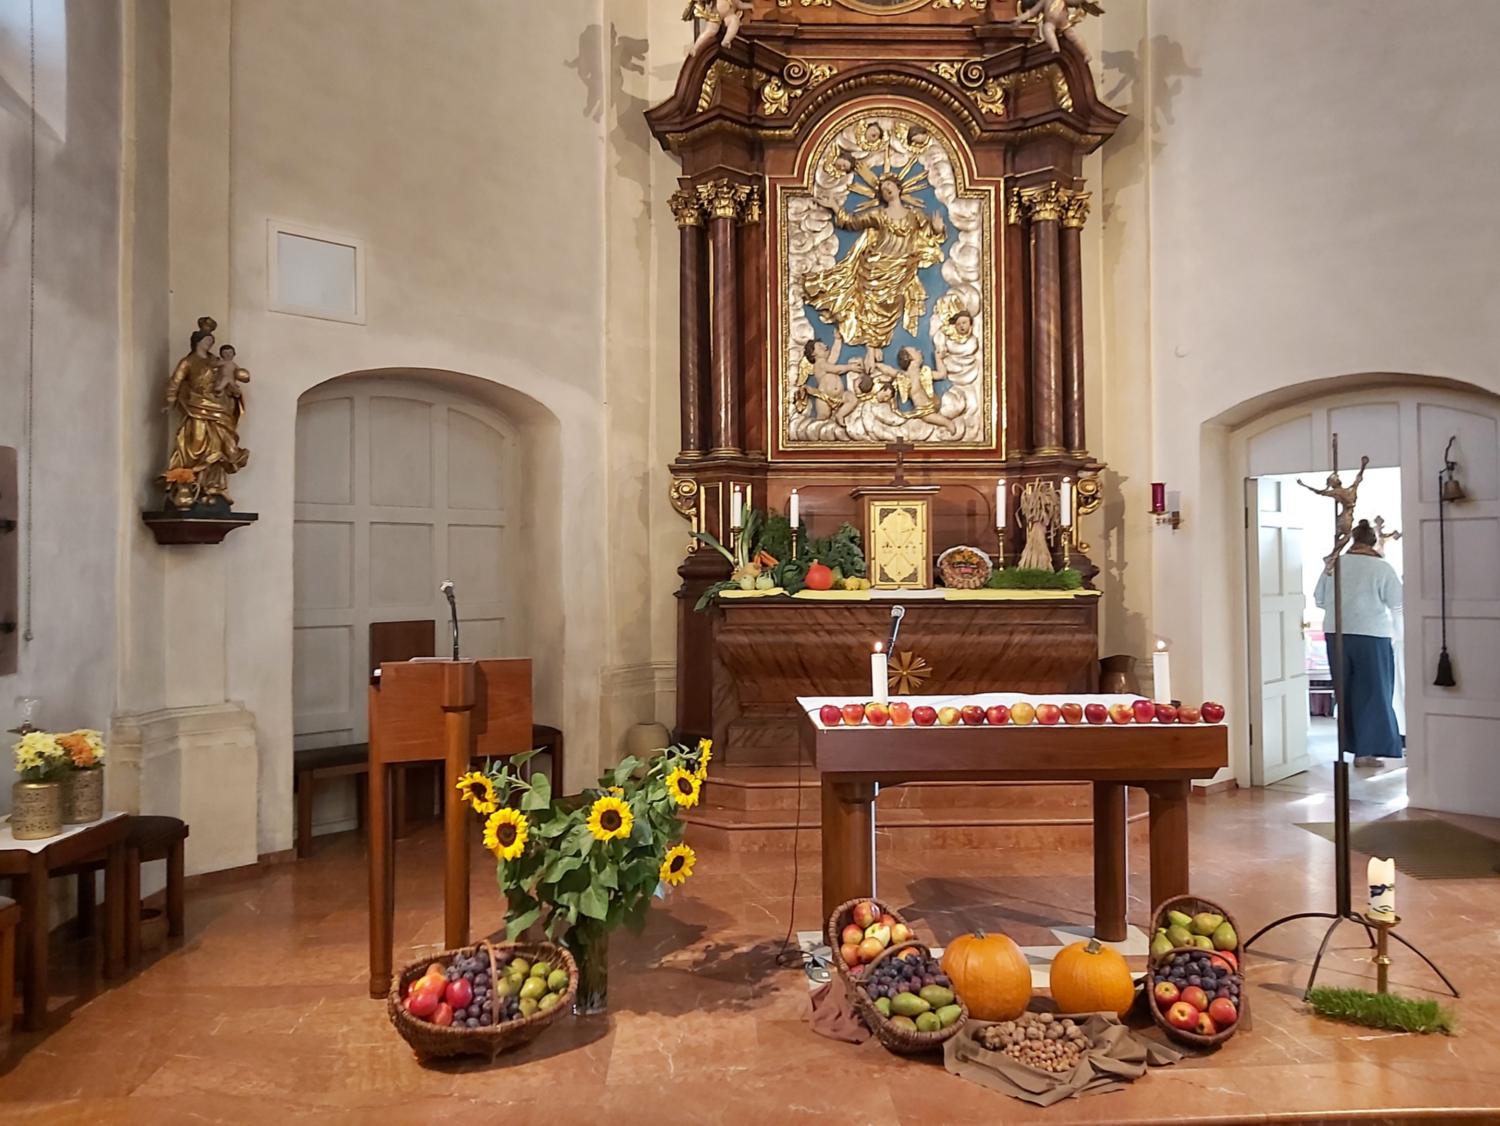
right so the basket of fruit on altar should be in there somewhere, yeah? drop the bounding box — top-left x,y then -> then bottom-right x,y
851,940 -> 970,1055
388,938 -> 577,1060
937,545 -> 994,590
827,896 -> 921,982
1146,895 -> 1245,1047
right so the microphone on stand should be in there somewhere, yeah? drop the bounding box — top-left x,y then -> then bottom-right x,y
440,580 -> 460,660
887,604 -> 906,656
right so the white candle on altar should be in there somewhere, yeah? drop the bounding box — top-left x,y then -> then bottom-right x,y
871,642 -> 889,705
789,488 -> 800,529
1368,857 -> 1396,918
996,479 -> 1006,529
731,485 -> 743,529
1152,639 -> 1172,703
1061,477 -> 1074,527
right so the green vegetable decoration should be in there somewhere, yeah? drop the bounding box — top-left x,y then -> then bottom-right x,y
691,511 -> 868,610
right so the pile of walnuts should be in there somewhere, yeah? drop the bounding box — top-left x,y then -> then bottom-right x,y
974,1011 -> 1090,1073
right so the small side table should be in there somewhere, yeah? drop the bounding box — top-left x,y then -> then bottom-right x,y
0,813 -> 129,1030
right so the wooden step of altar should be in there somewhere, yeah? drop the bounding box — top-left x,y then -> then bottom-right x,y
683,794 -> 1150,853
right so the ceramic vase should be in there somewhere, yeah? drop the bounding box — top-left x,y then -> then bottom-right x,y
64,768 -> 104,823
10,780 -> 64,840
565,924 -> 609,1016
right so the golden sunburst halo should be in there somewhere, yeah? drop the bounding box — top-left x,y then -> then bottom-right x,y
586,795 -> 634,842
455,771 -> 498,815
666,767 -> 702,809
483,808 -> 529,861
660,843 -> 696,887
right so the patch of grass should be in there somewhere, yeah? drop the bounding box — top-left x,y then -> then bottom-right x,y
1306,987 -> 1456,1035
986,567 -> 1083,591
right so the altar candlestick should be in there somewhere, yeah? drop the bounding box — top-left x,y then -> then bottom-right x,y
789,488 -> 799,530
871,642 -> 889,705
1061,477 -> 1074,527
730,484 -> 743,529
1152,640 -> 1172,704
1368,857 -> 1396,918
996,479 -> 1006,529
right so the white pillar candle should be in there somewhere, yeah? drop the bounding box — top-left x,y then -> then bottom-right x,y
1061,477 -> 1074,527
730,484 -> 743,528
996,479 -> 1006,529
1152,640 -> 1171,703
1368,857 -> 1396,918
871,643 -> 888,705
789,488 -> 799,529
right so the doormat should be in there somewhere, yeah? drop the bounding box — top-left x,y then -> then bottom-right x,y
1295,818 -> 1500,880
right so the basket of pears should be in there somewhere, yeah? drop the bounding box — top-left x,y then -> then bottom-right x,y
850,941 -> 969,1056
1147,896 -> 1246,1047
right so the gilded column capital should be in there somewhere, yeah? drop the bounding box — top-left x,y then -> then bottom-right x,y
669,189 -> 705,228
1060,189 -> 1092,229
695,178 -> 760,225
1018,183 -> 1066,224
1006,192 -> 1025,227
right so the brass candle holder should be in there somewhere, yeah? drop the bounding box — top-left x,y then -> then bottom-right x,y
1362,912 -> 1401,994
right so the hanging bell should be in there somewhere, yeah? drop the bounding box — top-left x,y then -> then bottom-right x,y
1441,474 -> 1467,503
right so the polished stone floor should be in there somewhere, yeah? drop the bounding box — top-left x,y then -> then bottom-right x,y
2,772 -> 1498,1125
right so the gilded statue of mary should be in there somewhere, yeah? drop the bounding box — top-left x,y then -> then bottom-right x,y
801,168 -> 946,356
162,316 -> 250,508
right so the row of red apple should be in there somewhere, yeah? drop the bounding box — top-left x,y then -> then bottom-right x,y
838,900 -> 913,967
818,699 -> 1227,728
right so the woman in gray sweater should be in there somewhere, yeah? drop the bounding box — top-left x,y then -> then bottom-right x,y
1314,520 -> 1404,766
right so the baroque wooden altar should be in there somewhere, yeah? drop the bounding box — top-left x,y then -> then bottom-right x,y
648,0 -> 1123,758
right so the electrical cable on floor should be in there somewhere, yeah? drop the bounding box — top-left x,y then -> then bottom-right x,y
775,707 -> 823,977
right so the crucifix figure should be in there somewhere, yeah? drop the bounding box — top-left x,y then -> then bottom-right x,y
884,439 -> 915,486
1298,455 -> 1369,573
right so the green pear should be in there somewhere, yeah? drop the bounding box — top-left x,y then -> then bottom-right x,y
1150,930 -> 1175,960
1167,924 -> 1194,948
1211,921 -> 1238,951
1191,934 -> 1215,951
1191,912 -> 1225,937
1165,910 -> 1194,930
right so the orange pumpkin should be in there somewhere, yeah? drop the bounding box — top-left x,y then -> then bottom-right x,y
940,931 -> 1032,1021
1049,937 -> 1135,1017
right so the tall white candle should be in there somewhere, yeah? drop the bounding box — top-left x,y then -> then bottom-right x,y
1368,857 -> 1396,918
789,488 -> 800,529
871,642 -> 889,705
996,479 -> 1006,529
1061,477 -> 1074,527
731,485 -> 743,529
1152,640 -> 1172,703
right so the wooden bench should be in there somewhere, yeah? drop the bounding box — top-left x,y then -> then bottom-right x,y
65,815 -> 189,966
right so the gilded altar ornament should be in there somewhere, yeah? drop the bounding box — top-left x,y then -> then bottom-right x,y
1015,480 -> 1060,572
888,651 -> 931,695
867,498 -> 931,588
760,60 -> 838,117
685,0 -> 753,56
162,316 -> 250,509
1299,455 -> 1369,574
1012,0 -> 1105,65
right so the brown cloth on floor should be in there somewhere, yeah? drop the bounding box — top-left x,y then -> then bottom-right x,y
944,1013 -> 1182,1107
809,974 -> 871,1044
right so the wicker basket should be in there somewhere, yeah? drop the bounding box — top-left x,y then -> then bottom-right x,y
848,940 -> 970,1056
387,938 -> 577,1060
1146,894 -> 1245,1049
937,545 -> 994,590
826,896 -> 919,987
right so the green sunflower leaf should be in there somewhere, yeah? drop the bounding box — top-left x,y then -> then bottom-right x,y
505,903 -> 541,939
579,884 -> 609,921
521,773 -> 552,811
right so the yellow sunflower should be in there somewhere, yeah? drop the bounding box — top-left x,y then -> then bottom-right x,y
694,738 -> 713,780
660,843 -> 696,887
483,808 -> 529,861
455,771 -> 498,815
666,766 -> 702,809
586,795 -> 634,841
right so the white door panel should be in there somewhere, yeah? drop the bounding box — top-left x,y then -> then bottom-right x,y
1247,476 -> 1312,786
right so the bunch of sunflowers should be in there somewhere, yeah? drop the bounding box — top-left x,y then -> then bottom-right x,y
456,739 -> 710,944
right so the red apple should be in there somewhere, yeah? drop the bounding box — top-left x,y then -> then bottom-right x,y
1210,951 -> 1239,973
1201,700 -> 1226,724
841,924 -> 865,947
879,913 -> 896,928
445,977 -> 473,1010
852,900 -> 879,928
1180,985 -> 1209,1013
1177,705 -> 1201,724
1208,997 -> 1238,1027
1010,701 -> 1036,726
1036,703 -> 1062,726
960,704 -> 986,726
406,983 -> 441,1018
430,1001 -> 454,1027
865,701 -> 890,726
890,701 -> 912,726
985,704 -> 1011,726
937,706 -> 962,726
1165,1001 -> 1199,1031
1108,702 -> 1133,725
1084,702 -> 1109,725
1194,1012 -> 1218,1036
818,704 -> 842,727
841,702 -> 866,726
857,936 -> 886,962
1060,702 -> 1084,725
1131,699 -> 1156,723
1155,703 -> 1178,724
913,705 -> 938,727
839,942 -> 862,967
1153,981 -> 1180,1011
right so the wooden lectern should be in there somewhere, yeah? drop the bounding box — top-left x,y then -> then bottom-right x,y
367,657 -> 532,997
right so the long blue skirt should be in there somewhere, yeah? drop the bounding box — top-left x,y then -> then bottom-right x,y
1336,633 -> 1402,759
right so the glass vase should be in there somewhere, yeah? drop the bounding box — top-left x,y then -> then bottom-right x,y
565,925 -> 609,1016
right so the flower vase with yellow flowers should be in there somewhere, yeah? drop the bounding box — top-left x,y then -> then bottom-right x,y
58,730 -> 107,823
457,738 -> 711,1016
11,730 -> 71,840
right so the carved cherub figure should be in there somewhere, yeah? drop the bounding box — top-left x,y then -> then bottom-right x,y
1299,455 -> 1370,573
1013,0 -> 1105,64
685,0 -> 754,56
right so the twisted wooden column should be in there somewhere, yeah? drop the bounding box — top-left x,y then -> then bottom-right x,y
697,179 -> 754,457
1004,192 -> 1030,458
670,190 -> 710,459
1060,190 -> 1091,456
1021,184 -> 1065,456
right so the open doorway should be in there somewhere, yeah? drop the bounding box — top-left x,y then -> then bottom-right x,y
1246,467 -> 1407,800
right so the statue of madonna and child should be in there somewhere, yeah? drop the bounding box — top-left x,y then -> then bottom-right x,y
160,316 -> 251,510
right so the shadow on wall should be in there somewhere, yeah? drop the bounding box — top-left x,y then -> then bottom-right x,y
1098,35 -> 1201,224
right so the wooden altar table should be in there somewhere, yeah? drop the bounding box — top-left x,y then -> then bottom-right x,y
799,695 -> 1228,941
